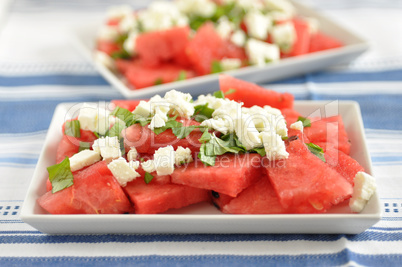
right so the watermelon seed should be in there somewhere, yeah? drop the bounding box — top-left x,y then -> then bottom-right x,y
288,136 -> 299,142
211,190 -> 220,198
212,201 -> 220,210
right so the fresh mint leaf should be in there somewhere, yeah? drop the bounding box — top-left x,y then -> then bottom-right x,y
198,143 -> 216,166
193,103 -> 214,122
64,120 -> 81,138
144,172 -> 154,184
199,129 -> 212,143
176,71 -> 187,81
111,106 -> 134,126
213,90 -> 225,99
211,60 -> 223,74
154,78 -> 163,85
297,116 -> 311,127
172,125 -> 197,139
306,142 -> 326,162
224,88 -> 236,96
250,147 -> 266,157
108,119 -> 126,138
78,141 -> 91,152
111,49 -> 130,60
153,119 -> 182,135
47,157 -> 74,193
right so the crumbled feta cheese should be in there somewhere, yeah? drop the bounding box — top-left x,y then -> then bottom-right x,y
220,58 -> 242,71
106,5 -> 132,20
245,38 -> 280,66
264,0 -> 295,17
290,121 -> 304,132
193,94 -> 230,110
201,117 -> 233,135
164,90 -> 194,118
69,150 -> 101,172
149,113 -> 167,130
349,172 -> 377,213
269,10 -> 293,22
230,30 -> 247,47
153,145 -> 176,175
129,160 -> 140,170
260,131 -> 289,160
272,22 -> 297,52
123,30 -> 139,55
92,136 -> 121,160
127,147 -> 138,161
118,14 -> 138,33
175,146 -> 193,166
132,100 -> 151,117
97,25 -> 119,41
94,51 -> 115,70
138,1 -> 186,32
78,103 -> 111,135
236,0 -> 264,11
244,10 -> 272,40
176,0 -> 217,18
141,159 -> 156,173
305,16 -> 319,34
235,113 -> 263,150
216,16 -> 235,40
107,158 -> 141,186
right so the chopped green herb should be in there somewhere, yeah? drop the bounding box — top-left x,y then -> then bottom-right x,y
154,78 -> 163,85
199,129 -> 212,143
192,103 -> 214,122
250,147 -> 266,157
306,143 -> 326,162
211,60 -> 223,74
176,71 -> 187,81
93,132 -> 100,138
78,141 -> 91,152
108,119 -> 126,138
297,116 -> 311,127
172,125 -> 198,139
198,143 -> 216,166
115,33 -> 128,45
213,90 -> 225,99
64,120 -> 81,138
110,106 -> 134,126
152,117 -> 181,135
47,157 -> 74,193
111,49 -> 131,60
144,172 -> 154,184
224,88 -> 236,96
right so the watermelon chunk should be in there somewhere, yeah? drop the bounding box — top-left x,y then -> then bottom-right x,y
265,130 -> 353,213
38,161 -> 132,214
219,74 -> 294,110
111,99 -> 144,112
304,116 -> 351,155
325,148 -> 364,185
220,176 -> 290,214
309,32 -> 343,53
124,178 -> 209,214
171,153 -> 263,197
136,26 -> 191,67
97,40 -> 120,56
282,18 -> 310,57
122,118 -> 203,154
282,108 -> 302,126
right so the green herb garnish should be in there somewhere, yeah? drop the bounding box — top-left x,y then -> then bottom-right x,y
47,157 -> 74,193
297,116 -> 311,127
78,141 -> 91,152
306,143 -> 326,162
176,71 -> 187,81
64,120 -> 81,138
211,60 -> 223,74
192,103 -> 214,122
144,172 -> 154,184
111,49 -> 130,60
154,78 -> 163,85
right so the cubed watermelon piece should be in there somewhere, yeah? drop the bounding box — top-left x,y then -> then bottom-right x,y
219,74 -> 294,110
304,116 -> 351,155
136,26 -> 191,67
122,118 -> 203,154
97,40 -> 120,56
282,18 -> 310,57
210,190 -> 234,210
325,147 -> 364,185
220,176 -> 290,214
111,99 -> 144,112
38,161 -> 132,214
124,178 -> 209,214
125,62 -> 196,89
309,32 -> 343,53
265,130 -> 353,213
171,153 -> 263,197
282,108 -> 302,126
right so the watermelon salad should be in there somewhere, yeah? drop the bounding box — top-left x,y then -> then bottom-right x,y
37,75 -> 377,215
95,0 -> 343,89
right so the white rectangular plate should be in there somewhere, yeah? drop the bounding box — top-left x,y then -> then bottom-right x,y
21,101 -> 381,234
70,1 -> 369,99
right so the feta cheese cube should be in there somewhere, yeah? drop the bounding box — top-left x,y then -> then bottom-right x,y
118,14 -> 138,33
123,30 -> 139,55
138,1 -> 185,32
349,172 -> 377,213
193,94 -> 229,110
264,0 -> 295,17
153,145 -> 175,175
107,157 -> 141,186
141,159 -> 156,173
164,90 -> 194,118
175,146 -> 193,166
149,113 -> 167,131
132,100 -> 151,117
271,22 -> 297,53
200,117 -> 233,135
92,136 -> 121,161
235,113 -> 263,150
127,147 -> 138,161
290,121 -> 304,132
78,103 -> 111,135
97,25 -> 119,42
220,58 -> 242,71
244,10 -> 272,40
216,16 -> 235,40
69,150 -> 101,172
176,0 -> 216,18
106,5 -> 132,20
245,38 -> 280,66
260,131 -> 289,160
230,30 -> 247,47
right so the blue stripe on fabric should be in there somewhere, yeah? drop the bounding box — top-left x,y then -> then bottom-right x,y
0,250 -> 401,267
371,156 -> 402,163
0,75 -> 108,87
1,232 -> 401,244
0,157 -> 37,165
310,94 -> 402,130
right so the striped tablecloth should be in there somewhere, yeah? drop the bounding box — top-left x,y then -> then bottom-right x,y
1,0 -> 401,266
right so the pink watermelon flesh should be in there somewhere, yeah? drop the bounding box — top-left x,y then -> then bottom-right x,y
219,74 -> 294,110
309,32 -> 343,53
221,175 -> 290,214
265,130 -> 353,213
136,26 -> 191,67
282,18 -> 310,57
324,147 -> 364,185
122,118 -> 203,154
124,179 -> 209,214
38,161 -> 132,214
171,153 -> 263,197
304,116 -> 351,155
